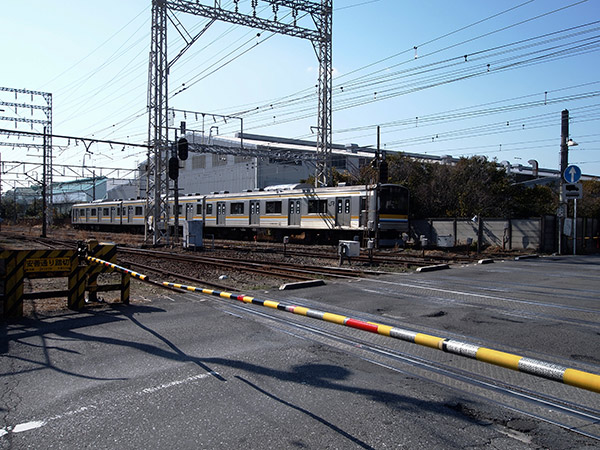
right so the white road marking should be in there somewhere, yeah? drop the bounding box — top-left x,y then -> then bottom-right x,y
1,372 -> 217,439
12,421 -> 45,433
138,372 -> 218,395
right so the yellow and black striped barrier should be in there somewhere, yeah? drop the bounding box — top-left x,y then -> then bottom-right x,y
83,255 -> 600,394
0,241 -> 131,318
86,256 -> 148,282
1,249 -> 79,318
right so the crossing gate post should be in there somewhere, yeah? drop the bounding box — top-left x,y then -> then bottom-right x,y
67,253 -> 87,310
121,272 -> 130,305
84,239 -> 129,305
86,240 -> 100,303
1,251 -> 25,319
85,239 -> 118,302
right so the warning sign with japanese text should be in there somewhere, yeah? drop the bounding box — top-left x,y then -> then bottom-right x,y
25,257 -> 72,273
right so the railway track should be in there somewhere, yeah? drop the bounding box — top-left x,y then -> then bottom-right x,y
116,246 -> 391,280
3,229 -> 510,270
22,236 -> 391,290
211,241 -> 476,266
205,292 -> 600,442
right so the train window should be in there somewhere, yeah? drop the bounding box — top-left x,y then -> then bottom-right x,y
265,201 -> 282,214
345,199 -> 350,214
379,186 -> 409,214
196,203 -> 202,214
207,204 -> 213,215
103,208 -> 109,216
337,200 -> 342,214
117,207 -> 121,215
231,202 -> 244,215
308,200 -> 327,214
91,208 -> 97,217
178,205 -> 183,215
296,202 -> 300,214
135,206 -> 143,215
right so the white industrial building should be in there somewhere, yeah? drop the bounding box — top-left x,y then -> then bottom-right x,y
133,133 -> 378,197
128,132 -> 586,199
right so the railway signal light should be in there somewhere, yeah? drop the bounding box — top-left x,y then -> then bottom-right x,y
177,137 -> 189,161
379,159 -> 388,183
168,156 -> 179,180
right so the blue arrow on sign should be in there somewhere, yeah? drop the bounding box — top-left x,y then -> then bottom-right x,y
564,165 -> 581,183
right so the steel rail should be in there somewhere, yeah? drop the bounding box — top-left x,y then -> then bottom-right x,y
117,246 -> 376,278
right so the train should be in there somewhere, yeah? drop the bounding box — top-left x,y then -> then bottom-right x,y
71,183 -> 409,245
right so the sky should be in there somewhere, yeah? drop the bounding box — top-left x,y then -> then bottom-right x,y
1,0 -> 599,193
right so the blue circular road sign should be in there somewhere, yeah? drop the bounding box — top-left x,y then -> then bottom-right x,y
564,165 -> 582,183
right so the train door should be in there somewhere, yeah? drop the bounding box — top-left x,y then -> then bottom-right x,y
336,197 -> 351,227
288,199 -> 301,226
216,201 -> 226,226
359,196 -> 367,227
249,200 -> 260,226
111,206 -> 117,223
127,205 -> 134,223
185,203 -> 194,221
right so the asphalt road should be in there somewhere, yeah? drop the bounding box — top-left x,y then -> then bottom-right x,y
1,254 -> 599,449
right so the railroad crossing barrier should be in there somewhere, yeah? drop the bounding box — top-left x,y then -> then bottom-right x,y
81,255 -> 600,394
0,240 -> 129,319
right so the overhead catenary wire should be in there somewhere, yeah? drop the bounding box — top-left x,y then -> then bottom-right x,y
224,26 -> 600,134
64,1 -> 596,150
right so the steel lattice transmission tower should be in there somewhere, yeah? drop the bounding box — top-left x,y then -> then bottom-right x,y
146,0 -> 333,245
0,87 -> 53,233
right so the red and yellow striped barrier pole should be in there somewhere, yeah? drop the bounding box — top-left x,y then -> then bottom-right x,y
84,256 -> 599,394
162,281 -> 600,394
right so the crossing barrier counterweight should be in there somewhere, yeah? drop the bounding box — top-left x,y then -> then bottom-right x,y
85,256 -> 600,394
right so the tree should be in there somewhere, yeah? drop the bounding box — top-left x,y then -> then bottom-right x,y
509,184 -> 557,217
578,180 -> 600,217
384,154 -> 561,219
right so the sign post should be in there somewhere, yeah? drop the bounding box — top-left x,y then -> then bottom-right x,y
574,199 -> 577,256
563,165 -> 582,255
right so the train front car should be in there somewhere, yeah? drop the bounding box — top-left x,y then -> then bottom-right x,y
376,184 -> 409,247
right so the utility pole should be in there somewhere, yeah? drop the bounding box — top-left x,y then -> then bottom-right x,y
558,109 -> 569,255
0,152 -> 2,232
41,126 -> 47,238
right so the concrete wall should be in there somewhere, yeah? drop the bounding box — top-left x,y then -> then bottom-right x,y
411,218 -> 541,251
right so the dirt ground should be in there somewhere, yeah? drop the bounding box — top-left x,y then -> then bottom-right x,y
1,224 -> 522,319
